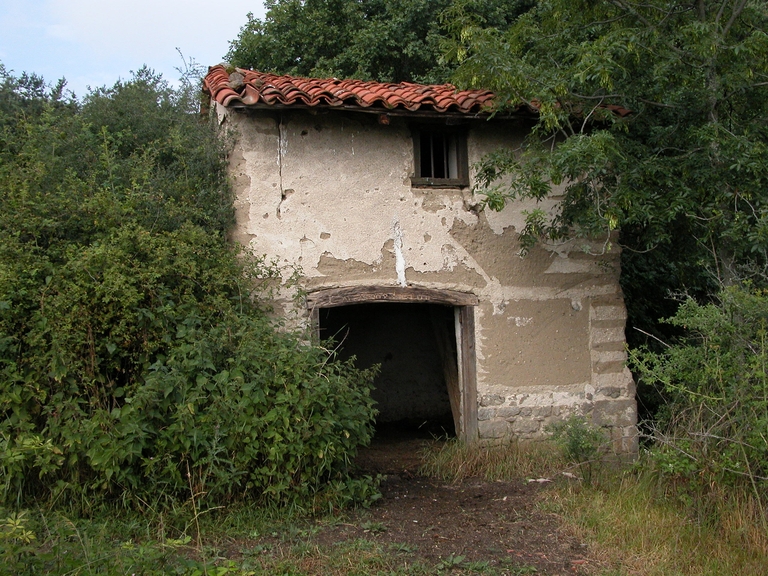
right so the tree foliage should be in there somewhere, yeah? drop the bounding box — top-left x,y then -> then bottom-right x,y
451,0 -> 768,281
446,1 -> 768,515
0,66 -> 377,510
226,0 -> 532,83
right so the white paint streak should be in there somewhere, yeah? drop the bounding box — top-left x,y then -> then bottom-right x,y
392,216 -> 407,287
278,121 -> 288,166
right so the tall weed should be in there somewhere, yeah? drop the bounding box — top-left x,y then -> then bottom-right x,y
631,285 -> 768,529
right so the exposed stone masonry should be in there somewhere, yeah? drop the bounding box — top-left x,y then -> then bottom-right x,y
476,295 -> 637,455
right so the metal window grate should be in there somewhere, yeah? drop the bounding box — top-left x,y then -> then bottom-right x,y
412,127 -> 468,187
420,132 -> 456,179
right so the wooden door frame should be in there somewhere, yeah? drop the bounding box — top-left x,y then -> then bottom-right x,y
307,286 -> 479,444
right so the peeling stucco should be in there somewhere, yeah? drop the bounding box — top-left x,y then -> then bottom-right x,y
219,103 -> 637,454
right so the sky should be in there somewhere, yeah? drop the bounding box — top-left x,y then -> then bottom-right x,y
0,0 -> 268,98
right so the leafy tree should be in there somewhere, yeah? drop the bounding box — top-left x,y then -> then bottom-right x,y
0,66 -> 377,511
449,0 -> 768,284
227,0 -> 532,83
446,0 -> 768,515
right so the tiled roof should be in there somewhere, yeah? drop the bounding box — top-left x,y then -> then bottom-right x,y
203,65 -> 497,115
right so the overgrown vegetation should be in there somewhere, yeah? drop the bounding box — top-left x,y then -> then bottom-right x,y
0,502 -> 532,576
544,469 -> 768,575
0,64 -> 378,513
420,440 -> 768,574
631,285 -> 768,529
4,1 -> 768,571
3,439 -> 766,575
546,416 -> 607,485
226,0 -> 533,83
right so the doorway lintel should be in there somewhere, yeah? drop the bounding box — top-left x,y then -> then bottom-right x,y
308,286 -> 479,444
306,285 -> 479,309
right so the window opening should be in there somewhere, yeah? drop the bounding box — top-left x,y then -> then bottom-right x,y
413,127 -> 468,187
420,132 -> 461,179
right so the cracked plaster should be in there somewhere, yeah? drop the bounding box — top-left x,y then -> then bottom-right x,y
221,103 -> 636,452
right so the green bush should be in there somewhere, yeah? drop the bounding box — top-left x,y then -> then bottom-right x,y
631,285 -> 768,503
546,416 -> 605,464
546,415 -> 607,483
0,65 -> 377,511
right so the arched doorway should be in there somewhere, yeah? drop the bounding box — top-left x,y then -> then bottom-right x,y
307,286 -> 478,443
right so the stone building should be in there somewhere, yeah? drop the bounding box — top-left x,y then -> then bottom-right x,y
203,65 -> 637,453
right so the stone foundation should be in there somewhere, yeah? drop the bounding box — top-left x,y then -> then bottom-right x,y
476,296 -> 637,455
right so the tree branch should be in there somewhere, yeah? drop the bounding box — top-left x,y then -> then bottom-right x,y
580,98 -> 604,133
698,0 -> 707,22
608,0 -> 654,28
570,92 -> 623,100
715,0 -> 729,26
634,327 -> 671,348
637,97 -> 680,109
722,0 -> 748,39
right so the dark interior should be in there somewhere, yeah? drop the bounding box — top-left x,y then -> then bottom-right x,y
319,302 -> 458,438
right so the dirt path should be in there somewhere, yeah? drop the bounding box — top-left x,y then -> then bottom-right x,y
226,432 -> 596,575
311,433 -> 595,575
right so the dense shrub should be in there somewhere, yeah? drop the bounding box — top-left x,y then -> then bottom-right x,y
631,286 -> 768,504
0,65 -> 377,511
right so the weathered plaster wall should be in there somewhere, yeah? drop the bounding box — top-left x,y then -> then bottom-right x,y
220,103 -> 637,453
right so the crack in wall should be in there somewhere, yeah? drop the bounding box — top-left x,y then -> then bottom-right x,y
276,114 -> 287,219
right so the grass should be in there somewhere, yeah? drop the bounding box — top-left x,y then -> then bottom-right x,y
418,437 -> 567,482
547,469 -> 768,575
4,439 -> 767,575
418,439 -> 768,576
0,503 -> 509,575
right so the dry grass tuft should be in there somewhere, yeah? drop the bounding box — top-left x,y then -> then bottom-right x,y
420,440 -> 768,575
551,470 -> 768,575
418,438 -> 567,482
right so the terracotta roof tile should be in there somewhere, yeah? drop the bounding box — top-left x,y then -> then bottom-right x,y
203,65 -> 497,115
203,65 -> 632,119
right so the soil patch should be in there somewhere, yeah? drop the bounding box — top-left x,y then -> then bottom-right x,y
314,433 -> 594,574
227,431 -> 596,574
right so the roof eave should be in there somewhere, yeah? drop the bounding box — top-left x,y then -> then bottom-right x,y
223,102 -> 536,122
